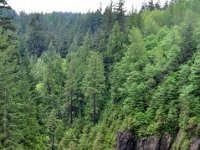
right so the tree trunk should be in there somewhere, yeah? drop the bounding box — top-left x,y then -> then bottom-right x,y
3,88 -> 7,147
79,93 -> 83,116
93,93 -> 96,125
47,67 -> 51,95
70,90 -> 73,124
51,128 -> 55,150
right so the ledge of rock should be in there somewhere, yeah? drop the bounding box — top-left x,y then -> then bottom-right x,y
116,131 -> 137,150
116,132 -> 173,150
137,136 -> 160,150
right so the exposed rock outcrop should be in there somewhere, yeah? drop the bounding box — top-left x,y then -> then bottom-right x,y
116,131 -> 137,150
159,134 -> 173,150
116,132 -> 173,150
190,137 -> 200,150
137,134 -> 172,150
137,136 -> 160,150
116,130 -> 200,150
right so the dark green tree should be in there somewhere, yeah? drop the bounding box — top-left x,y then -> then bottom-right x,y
0,26 -> 30,149
176,23 -> 195,66
65,52 -> 82,124
103,1 -> 114,37
82,51 -> 105,125
47,109 -> 59,150
105,21 -> 124,68
111,27 -> 146,105
27,13 -> 47,57
114,0 -> 126,31
148,0 -> 155,11
0,0 -> 14,31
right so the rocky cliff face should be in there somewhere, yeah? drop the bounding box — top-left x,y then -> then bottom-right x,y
116,131 -> 137,150
116,131 -> 200,150
136,134 -> 172,150
190,137 -> 200,150
137,136 -> 160,150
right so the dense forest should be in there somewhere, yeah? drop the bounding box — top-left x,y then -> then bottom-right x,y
1,0 -> 200,149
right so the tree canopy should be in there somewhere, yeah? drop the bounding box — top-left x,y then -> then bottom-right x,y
1,0 -> 200,149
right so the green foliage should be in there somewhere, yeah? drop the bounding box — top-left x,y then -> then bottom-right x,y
105,21 -> 125,64
111,27 -> 145,104
2,0 -> 200,149
82,51 -> 105,124
27,13 -> 47,57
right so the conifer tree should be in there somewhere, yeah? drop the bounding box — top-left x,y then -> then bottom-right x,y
103,1 -> 114,37
105,21 -> 124,68
111,27 -> 146,105
0,0 -> 14,31
65,52 -> 81,124
82,51 -> 105,125
114,0 -> 126,31
27,13 -> 47,57
47,109 -> 59,150
0,26 -> 21,149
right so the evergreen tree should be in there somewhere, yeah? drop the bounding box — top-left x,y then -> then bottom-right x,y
17,63 -> 43,149
103,1 -> 114,37
0,0 -> 14,31
155,0 -> 161,10
114,0 -> 126,31
82,51 -> 105,125
60,40 -> 69,58
148,0 -> 155,11
111,27 -> 146,105
27,13 -> 47,57
178,23 -> 196,64
65,52 -> 81,124
93,28 -> 106,52
0,26 -> 21,149
105,21 -> 124,68
47,109 -> 59,150
31,42 -> 65,137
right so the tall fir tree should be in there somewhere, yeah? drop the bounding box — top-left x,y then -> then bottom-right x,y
82,51 -> 105,125
27,13 -> 47,57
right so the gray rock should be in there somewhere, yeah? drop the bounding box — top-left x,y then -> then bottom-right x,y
116,131 -> 137,150
137,136 -> 160,150
116,132 -> 173,150
190,137 -> 200,150
159,134 -> 173,150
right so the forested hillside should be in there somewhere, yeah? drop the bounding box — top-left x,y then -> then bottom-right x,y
1,0 -> 200,149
